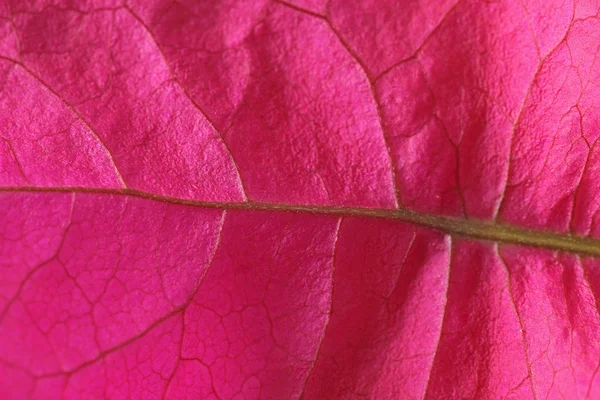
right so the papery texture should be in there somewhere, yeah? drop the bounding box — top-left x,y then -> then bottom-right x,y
2,0 -> 600,399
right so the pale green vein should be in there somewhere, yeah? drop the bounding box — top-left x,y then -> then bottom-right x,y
3,186 -> 600,257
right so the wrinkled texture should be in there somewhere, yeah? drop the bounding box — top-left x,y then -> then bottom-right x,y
2,0 -> 600,399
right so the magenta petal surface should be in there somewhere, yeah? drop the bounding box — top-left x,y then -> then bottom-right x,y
3,1 -> 600,399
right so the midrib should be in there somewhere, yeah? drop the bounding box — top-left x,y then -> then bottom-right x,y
3,185 -> 600,257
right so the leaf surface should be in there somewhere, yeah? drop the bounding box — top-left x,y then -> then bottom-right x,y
2,0 -> 600,399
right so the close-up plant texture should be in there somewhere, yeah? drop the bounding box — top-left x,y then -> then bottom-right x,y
3,0 -> 600,399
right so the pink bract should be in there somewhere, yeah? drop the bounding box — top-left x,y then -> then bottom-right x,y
2,0 -> 600,399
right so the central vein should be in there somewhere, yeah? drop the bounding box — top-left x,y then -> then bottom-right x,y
3,186 -> 600,257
